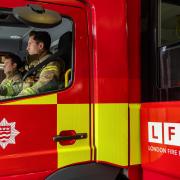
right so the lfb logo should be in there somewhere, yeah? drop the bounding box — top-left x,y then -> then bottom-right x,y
148,122 -> 180,146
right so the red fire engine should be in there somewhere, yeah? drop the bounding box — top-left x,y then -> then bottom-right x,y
0,0 -> 179,179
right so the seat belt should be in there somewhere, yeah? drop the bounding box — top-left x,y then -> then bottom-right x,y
23,51 -> 61,81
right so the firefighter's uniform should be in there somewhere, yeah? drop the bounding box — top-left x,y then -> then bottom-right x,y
0,71 -> 22,96
18,54 -> 64,96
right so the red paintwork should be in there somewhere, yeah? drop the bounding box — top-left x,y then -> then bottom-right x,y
127,0 -> 141,103
0,105 -> 57,177
31,0 -> 85,7
141,102 -> 180,179
143,169 -> 180,180
0,170 -> 53,180
0,0 -> 27,7
89,0 -> 128,103
129,165 -> 142,180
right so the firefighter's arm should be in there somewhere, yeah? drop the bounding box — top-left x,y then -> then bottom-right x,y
0,81 -> 8,95
0,80 -> 22,96
18,62 -> 61,96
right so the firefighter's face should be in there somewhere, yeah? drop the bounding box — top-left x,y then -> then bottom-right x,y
26,36 -> 44,55
3,58 -> 17,74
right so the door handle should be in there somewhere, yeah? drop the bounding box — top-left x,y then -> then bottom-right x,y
53,133 -> 87,142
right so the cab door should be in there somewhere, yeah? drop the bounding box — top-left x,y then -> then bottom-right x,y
0,0 -> 91,178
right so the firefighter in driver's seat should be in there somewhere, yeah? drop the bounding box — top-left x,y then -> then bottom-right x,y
18,30 -> 64,96
0,53 -> 23,97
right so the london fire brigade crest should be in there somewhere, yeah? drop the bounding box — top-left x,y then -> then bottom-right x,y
0,118 -> 20,149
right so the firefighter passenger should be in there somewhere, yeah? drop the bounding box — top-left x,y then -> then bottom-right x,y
18,31 -> 64,96
0,53 -> 23,97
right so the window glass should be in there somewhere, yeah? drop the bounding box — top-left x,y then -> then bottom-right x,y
160,45 -> 180,88
0,7 -> 73,101
159,1 -> 180,100
160,1 -> 180,46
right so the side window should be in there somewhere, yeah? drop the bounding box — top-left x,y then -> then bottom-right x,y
0,6 -> 73,101
158,1 -> 180,100
160,1 -> 180,46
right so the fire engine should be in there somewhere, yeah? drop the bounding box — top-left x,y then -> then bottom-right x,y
0,0 -> 179,179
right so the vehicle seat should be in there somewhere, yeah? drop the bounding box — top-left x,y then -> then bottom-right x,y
57,31 -> 72,88
58,31 -> 72,71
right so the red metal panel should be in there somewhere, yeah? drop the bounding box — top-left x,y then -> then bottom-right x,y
143,169 -> 180,180
0,0 -> 27,7
30,0 -> 85,8
128,165 -> 142,180
127,0 -> 141,103
90,0 -> 128,103
141,102 -> 180,179
0,170 -> 53,180
0,105 -> 57,177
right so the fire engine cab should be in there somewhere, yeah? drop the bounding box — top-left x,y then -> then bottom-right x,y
0,0 -> 179,179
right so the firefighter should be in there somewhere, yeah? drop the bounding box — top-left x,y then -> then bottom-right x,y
0,53 -> 23,97
18,31 -> 64,96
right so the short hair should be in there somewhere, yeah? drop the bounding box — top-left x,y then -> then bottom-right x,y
4,53 -> 23,69
29,31 -> 51,51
